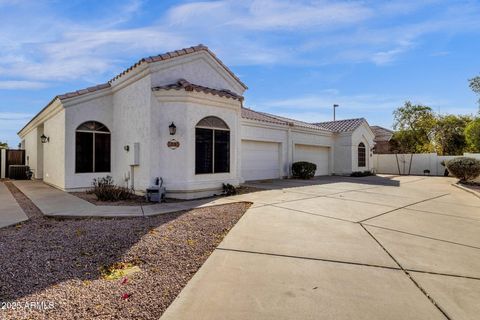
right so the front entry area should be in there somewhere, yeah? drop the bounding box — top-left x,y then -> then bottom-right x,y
294,144 -> 330,176
241,140 -> 281,181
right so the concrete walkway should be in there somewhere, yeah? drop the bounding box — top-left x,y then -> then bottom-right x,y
161,175 -> 480,320
0,181 -> 28,228
12,180 -> 238,217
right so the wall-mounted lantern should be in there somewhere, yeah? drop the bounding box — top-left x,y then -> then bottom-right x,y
169,122 -> 177,135
124,145 -> 130,152
40,134 -> 49,143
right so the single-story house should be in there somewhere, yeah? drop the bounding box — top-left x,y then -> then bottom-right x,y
370,125 -> 394,154
18,45 -> 375,199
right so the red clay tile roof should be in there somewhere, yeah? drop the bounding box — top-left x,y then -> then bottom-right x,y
56,45 -> 246,101
370,125 -> 394,142
152,79 -> 244,101
242,108 -> 332,132
111,44 -> 247,89
57,83 -> 111,100
314,118 -> 366,133
241,108 -> 290,125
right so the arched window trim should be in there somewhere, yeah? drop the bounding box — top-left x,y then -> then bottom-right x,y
75,121 -> 111,173
195,116 -> 230,174
358,142 -> 366,167
195,116 -> 230,131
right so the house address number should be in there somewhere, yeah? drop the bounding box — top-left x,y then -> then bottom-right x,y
167,139 -> 180,150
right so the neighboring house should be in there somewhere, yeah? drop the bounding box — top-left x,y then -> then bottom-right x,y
370,125 -> 394,154
18,45 -> 375,199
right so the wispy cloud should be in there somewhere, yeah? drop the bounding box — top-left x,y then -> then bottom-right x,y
0,0 -> 479,86
251,91 -> 457,126
0,80 -> 48,90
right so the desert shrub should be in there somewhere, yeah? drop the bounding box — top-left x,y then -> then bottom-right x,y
90,176 -> 133,201
222,183 -> 238,196
350,170 -> 375,177
292,161 -> 317,179
445,157 -> 480,182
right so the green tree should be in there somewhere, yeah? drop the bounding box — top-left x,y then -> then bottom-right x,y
0,141 -> 8,149
469,76 -> 480,109
434,114 -> 472,155
391,101 -> 436,153
465,118 -> 480,152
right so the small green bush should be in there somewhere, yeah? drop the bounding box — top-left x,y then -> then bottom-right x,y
222,183 -> 237,196
292,161 -> 317,179
445,157 -> 480,182
90,176 -> 133,201
350,170 -> 375,177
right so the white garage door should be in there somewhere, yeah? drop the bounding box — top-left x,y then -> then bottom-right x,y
294,144 -> 330,176
242,140 -> 281,181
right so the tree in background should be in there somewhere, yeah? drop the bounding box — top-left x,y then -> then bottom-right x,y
0,141 -> 8,149
391,101 -> 436,153
469,76 -> 480,109
465,118 -> 480,152
434,114 -> 472,155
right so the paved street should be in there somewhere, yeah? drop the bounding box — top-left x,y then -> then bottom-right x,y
161,175 -> 480,320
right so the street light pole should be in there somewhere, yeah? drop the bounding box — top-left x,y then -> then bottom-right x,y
333,104 -> 339,121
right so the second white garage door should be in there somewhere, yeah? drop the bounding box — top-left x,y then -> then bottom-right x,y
294,144 -> 330,176
241,140 -> 281,181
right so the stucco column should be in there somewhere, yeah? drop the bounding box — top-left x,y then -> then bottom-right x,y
287,127 -> 292,177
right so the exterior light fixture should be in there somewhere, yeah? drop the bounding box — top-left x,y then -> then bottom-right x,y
169,122 -> 177,135
40,134 -> 49,143
124,145 -> 130,152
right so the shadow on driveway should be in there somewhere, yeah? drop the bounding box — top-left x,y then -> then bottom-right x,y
244,175 -> 401,190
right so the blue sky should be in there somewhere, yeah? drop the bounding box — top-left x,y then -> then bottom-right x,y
1,0 -> 480,146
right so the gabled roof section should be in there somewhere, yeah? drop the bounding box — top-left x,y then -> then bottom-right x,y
152,79 -> 243,101
242,108 -> 332,132
18,45 -> 246,136
370,125 -> 394,142
314,118 -> 366,133
111,44 -> 247,89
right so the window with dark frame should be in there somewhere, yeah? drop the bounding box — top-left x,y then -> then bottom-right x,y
195,116 -> 230,174
358,142 -> 366,167
75,121 -> 111,173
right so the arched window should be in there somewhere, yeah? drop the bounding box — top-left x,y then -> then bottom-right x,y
195,116 -> 230,174
75,121 -> 111,173
358,142 -> 366,167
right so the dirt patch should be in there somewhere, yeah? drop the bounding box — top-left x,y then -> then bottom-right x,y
71,185 -> 262,206
71,191 -> 154,206
460,182 -> 480,192
0,202 -> 250,319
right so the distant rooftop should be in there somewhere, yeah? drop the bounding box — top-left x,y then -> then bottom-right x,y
313,118 -> 366,133
370,125 -> 394,142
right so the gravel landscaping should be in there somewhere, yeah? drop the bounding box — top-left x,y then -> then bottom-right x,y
0,201 -> 250,319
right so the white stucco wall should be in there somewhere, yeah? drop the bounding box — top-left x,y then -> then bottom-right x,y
111,75 -> 152,191
151,90 -> 242,198
351,123 -> 375,172
63,92 -> 113,190
23,127 -> 39,178
43,110 -> 65,188
333,134 -> 353,175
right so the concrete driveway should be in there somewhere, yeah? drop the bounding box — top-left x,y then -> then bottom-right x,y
161,175 -> 480,320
